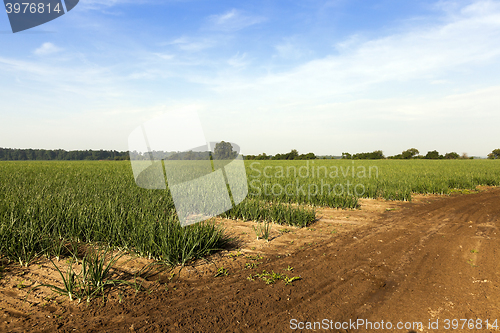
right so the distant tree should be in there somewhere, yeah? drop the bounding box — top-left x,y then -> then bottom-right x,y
303,152 -> 316,160
294,152 -> 315,160
425,150 -> 442,159
264,151 -> 316,160
213,141 -> 237,160
402,148 -> 419,159
288,149 -> 299,160
244,154 -> 261,160
352,150 -> 385,159
26,149 -> 34,160
341,152 -> 352,159
271,153 -> 283,160
488,149 -> 500,159
255,153 -> 269,160
273,149 -> 298,160
444,152 -> 460,159
370,150 -> 385,159
18,150 -> 26,160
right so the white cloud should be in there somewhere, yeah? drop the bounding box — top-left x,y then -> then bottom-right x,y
201,0 -> 500,101
207,9 -> 266,31
0,52 -> 127,102
274,38 -> 312,59
334,34 -> 364,52
168,36 -> 216,52
227,53 -> 249,68
154,53 -> 175,61
430,79 -> 449,85
78,0 -> 150,11
34,42 -> 62,56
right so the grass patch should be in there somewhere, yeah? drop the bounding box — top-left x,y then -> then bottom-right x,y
249,269 -> 301,286
29,247 -> 140,303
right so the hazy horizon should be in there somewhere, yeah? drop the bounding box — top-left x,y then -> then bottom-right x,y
0,145 -> 491,159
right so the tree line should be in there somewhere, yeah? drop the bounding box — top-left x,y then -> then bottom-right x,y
131,141 -> 238,161
386,148 -> 471,160
0,141 -> 238,161
2,146 -> 499,161
341,151 -> 385,160
340,148 -> 500,160
245,148 -> 500,160
0,148 -> 130,161
341,148 -> 473,160
244,149 -> 316,160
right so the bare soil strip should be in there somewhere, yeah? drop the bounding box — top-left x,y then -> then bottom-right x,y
2,188 -> 500,332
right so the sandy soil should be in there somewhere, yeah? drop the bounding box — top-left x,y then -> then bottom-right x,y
1,187 -> 500,332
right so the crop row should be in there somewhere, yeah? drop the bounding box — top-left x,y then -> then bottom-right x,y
2,159 -> 499,266
245,159 -> 500,205
0,161 -> 314,266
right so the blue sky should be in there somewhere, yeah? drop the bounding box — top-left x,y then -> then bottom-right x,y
1,0 -> 500,156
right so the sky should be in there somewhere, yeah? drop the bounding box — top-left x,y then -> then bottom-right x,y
1,0 -> 500,156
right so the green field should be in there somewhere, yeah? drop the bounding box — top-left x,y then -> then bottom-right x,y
246,159 -> 500,204
1,160 -> 499,266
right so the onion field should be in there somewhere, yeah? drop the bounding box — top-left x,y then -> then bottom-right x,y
247,159 -> 500,204
1,159 -> 499,267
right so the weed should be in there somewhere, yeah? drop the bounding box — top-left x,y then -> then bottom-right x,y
283,276 -> 301,285
245,254 -> 263,261
253,221 -> 271,241
228,251 -> 243,259
214,266 -> 228,277
245,262 -> 260,269
16,280 -> 28,290
467,259 -> 478,268
251,270 -> 301,286
29,247 -> 137,303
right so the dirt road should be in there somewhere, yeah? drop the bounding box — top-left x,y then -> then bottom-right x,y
3,188 -> 500,332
